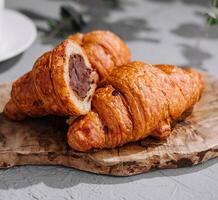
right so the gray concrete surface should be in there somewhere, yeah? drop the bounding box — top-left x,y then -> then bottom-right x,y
0,0 -> 218,199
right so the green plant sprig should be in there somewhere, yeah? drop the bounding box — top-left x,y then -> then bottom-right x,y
207,0 -> 218,25
43,0 -> 119,41
46,4 -> 86,39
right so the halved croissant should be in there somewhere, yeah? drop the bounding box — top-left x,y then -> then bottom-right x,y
4,30 -> 131,120
4,40 -> 97,120
67,62 -> 204,152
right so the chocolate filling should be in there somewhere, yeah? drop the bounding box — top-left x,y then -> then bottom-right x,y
69,54 -> 92,99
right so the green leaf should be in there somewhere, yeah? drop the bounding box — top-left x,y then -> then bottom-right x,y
47,19 -> 58,30
212,0 -> 218,7
207,0 -> 218,25
207,16 -> 218,25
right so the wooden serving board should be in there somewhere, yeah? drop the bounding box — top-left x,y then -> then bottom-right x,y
0,74 -> 218,176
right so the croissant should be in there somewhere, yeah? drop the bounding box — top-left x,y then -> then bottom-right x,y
67,62 -> 204,152
68,30 -> 131,79
4,30 -> 131,120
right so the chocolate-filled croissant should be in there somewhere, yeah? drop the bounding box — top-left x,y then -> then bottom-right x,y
67,62 -> 204,152
4,30 -> 131,120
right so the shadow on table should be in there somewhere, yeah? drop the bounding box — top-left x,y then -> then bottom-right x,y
0,54 -> 23,74
146,0 -> 209,7
0,157 -> 217,190
18,0 -> 160,46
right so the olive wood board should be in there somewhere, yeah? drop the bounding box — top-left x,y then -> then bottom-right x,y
0,74 -> 218,176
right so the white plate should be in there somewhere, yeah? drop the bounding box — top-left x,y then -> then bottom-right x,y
0,9 -> 37,62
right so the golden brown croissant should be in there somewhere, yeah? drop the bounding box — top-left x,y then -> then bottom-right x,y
68,30 -> 131,79
67,62 -> 204,152
4,30 -> 130,120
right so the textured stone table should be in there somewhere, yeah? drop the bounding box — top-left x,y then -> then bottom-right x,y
0,0 -> 218,199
